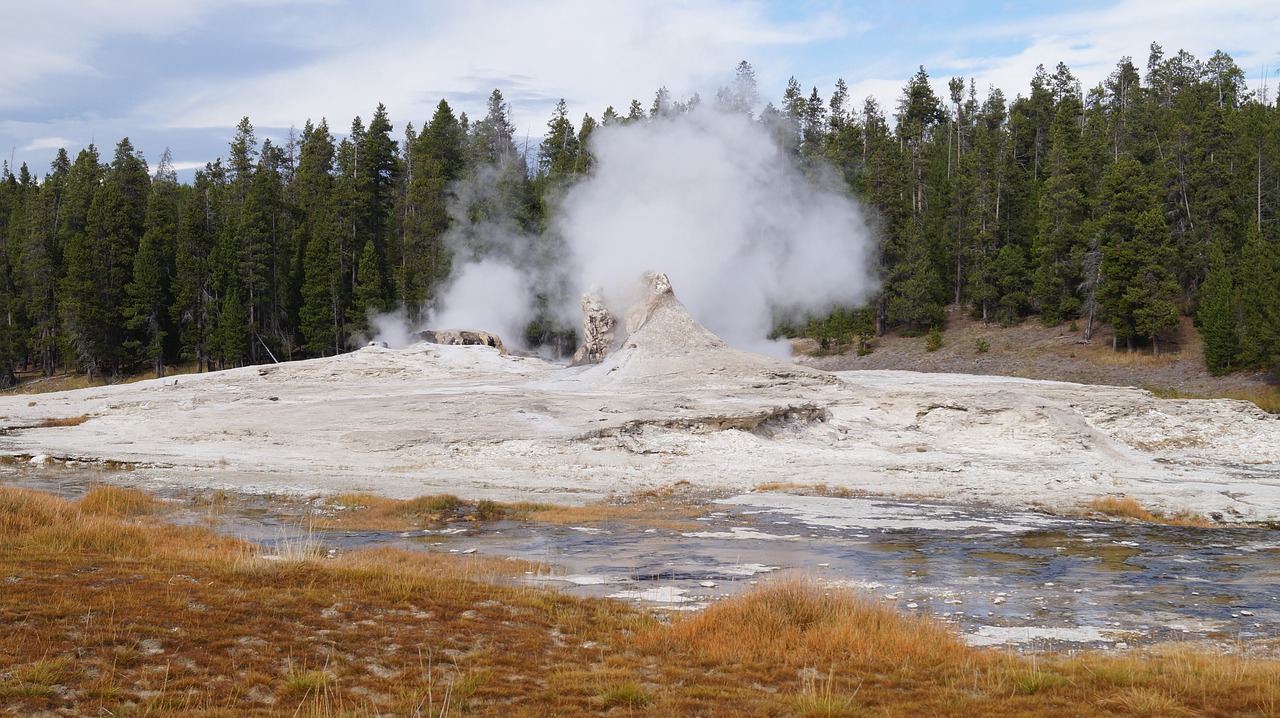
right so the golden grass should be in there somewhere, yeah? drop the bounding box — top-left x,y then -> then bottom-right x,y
1086,495 -> 1213,527
77,485 -> 164,517
35,414 -> 93,427
311,492 -> 553,531
1146,385 -> 1280,414
752,481 -> 863,498
2,485 -> 1278,717
313,489 -> 706,532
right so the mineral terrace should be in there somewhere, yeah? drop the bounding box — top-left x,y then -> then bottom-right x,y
2,281 -> 1278,522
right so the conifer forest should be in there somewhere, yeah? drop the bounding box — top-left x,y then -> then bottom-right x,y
0,44 -> 1278,386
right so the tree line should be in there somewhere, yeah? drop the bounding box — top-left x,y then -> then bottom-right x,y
0,43 -> 1277,386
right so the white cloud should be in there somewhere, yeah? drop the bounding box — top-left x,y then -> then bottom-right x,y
136,0 -> 845,136
935,0 -> 1280,100
22,136 -> 76,152
2,0 -> 1278,176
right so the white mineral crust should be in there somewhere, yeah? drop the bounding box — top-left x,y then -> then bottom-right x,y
1,282 -> 1277,521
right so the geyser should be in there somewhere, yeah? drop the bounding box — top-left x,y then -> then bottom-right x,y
414,105 -> 879,357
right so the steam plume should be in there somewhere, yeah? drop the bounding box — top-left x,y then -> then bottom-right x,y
412,106 -> 878,357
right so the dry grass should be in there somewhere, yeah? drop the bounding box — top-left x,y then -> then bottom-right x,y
311,492 -> 554,531
1086,495 -> 1214,527
1147,385 -> 1280,414
752,481 -> 863,498
313,489 -> 706,532
2,485 -> 1278,717
77,485 -> 164,517
35,414 -> 93,427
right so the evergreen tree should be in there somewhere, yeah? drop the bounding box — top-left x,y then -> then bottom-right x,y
1236,227 -> 1280,370
60,138 -> 149,378
714,60 -> 759,118
1031,79 -> 1089,325
172,167 -> 220,372
540,99 -> 581,181
348,239 -> 385,334
236,141 -> 288,363
1096,160 -> 1179,352
399,101 -> 465,315
1196,240 -> 1237,374
359,102 -> 399,304
124,149 -> 180,377
299,205 -> 343,355
22,149 -> 71,375
0,165 -> 32,386
215,284 -> 249,369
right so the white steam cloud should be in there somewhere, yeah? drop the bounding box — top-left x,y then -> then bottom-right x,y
557,109 -> 875,356
430,259 -> 530,348
402,106 -> 877,357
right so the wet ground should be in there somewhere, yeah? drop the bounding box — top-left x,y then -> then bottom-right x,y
5,465 -> 1278,651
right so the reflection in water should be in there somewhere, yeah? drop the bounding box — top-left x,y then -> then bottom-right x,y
4,466 -> 1277,650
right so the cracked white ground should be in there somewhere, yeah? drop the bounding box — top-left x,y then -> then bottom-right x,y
2,290 -> 1277,523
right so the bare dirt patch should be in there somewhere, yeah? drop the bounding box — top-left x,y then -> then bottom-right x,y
800,313 -> 1277,401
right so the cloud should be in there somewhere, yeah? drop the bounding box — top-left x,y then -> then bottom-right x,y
135,0 -> 846,136
4,0 -> 1278,181
22,137 -> 76,152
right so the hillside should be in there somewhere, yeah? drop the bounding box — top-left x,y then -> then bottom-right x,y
799,313 -> 1279,407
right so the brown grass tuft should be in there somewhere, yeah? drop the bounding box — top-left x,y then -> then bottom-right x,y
35,414 -> 92,427
1086,495 -> 1212,527
653,580 -> 970,670
77,485 -> 162,517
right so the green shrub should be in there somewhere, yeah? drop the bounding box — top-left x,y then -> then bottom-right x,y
925,326 -> 943,352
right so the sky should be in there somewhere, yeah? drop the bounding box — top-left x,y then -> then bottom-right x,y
2,0 -> 1279,181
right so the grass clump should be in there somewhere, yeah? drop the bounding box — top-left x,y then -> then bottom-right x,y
1086,495 -> 1212,527
77,485 -> 162,517
282,667 -> 330,698
598,681 -> 651,709
36,414 -> 92,427
315,493 -> 547,531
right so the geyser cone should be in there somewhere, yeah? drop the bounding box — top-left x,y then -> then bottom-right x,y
582,276 -> 834,391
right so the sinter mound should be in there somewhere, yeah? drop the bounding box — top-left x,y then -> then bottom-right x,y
580,272 -> 835,391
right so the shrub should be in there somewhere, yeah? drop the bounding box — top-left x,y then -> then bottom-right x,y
925,326 -> 943,352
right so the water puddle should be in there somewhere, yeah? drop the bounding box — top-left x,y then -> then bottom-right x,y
5,466 -> 1278,651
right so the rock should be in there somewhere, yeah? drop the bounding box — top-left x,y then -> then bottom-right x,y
417,329 -> 506,355
572,272 -> 674,365
571,289 -> 617,365
623,271 -> 674,334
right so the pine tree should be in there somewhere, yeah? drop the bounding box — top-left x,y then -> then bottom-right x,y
0,166 -> 32,386
399,100 -> 465,316
60,138 -> 149,378
1031,82 -> 1088,325
299,206 -> 343,355
22,149 -> 70,375
236,142 -> 287,363
540,99 -> 580,181
1096,160 -> 1179,352
348,239 -> 384,334
1196,241 -> 1238,374
172,168 -> 220,372
1236,228 -> 1280,370
124,149 -> 180,377
215,284 -> 249,369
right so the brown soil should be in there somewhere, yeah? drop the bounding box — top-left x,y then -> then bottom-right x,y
798,312 -> 1278,399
